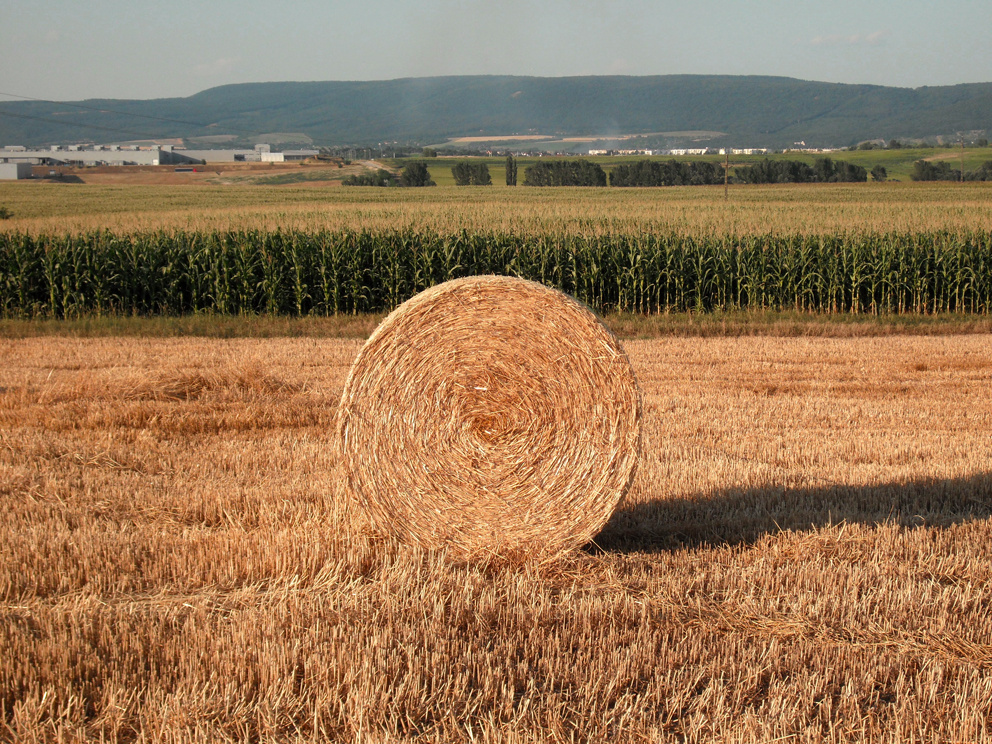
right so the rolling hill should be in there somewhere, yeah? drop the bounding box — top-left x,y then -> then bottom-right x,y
1,75 -> 990,150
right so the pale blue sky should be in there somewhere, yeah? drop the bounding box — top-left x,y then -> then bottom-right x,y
2,0 -> 991,101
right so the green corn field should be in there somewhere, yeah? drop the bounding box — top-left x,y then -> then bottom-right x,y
1,229 -> 991,318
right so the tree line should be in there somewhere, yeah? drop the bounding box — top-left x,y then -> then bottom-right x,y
523,160 -> 608,186
518,157 -> 869,187
449,158 -> 721,187
347,155 -> 985,188
343,162 -> 435,187
609,160 -> 725,186
910,160 -> 992,182
735,157 -> 867,184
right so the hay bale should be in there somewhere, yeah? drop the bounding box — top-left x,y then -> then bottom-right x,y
337,275 -> 641,556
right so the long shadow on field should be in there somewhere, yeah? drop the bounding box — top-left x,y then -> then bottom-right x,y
42,173 -> 84,183
591,472 -> 992,554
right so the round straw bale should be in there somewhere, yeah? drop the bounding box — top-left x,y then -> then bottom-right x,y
337,275 -> 641,556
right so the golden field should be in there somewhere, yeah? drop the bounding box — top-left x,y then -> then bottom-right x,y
2,180 -> 992,237
2,333 -> 991,742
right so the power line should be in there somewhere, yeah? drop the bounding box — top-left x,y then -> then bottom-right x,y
0,109 -> 174,141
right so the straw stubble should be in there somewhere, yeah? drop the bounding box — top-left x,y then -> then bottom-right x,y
337,276 -> 642,556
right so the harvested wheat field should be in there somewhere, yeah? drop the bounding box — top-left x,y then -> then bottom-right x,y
1,333 -> 991,743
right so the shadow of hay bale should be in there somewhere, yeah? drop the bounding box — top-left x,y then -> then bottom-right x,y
592,471 -> 992,553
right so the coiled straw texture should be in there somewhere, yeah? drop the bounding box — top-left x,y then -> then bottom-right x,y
337,275 -> 642,557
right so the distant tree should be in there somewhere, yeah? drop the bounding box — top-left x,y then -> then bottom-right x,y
400,161 -> 436,187
736,158 -> 865,184
609,159 -> 724,187
911,160 -> 959,181
523,159 -> 606,186
451,162 -> 470,185
451,162 -> 491,186
963,161 -> 992,181
977,138 -> 989,148
812,157 -> 835,182
909,160 -> 992,181
887,139 -> 903,149
422,147 -> 438,158
831,159 -> 868,182
505,154 -> 517,186
0,206 -> 11,220
342,169 -> 399,186
736,159 -> 814,184
343,163 -> 438,186
871,165 -> 888,182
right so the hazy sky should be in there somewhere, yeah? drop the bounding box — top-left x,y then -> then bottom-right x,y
2,0 -> 991,102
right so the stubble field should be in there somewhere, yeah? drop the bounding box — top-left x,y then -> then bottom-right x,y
2,333 -> 991,742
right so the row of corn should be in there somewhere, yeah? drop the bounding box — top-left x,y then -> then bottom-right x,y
1,229 -> 990,317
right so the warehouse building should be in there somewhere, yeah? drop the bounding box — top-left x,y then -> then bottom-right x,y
1,145 -> 174,166
0,144 -> 320,167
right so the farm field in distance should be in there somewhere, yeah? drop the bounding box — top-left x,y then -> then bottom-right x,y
2,334 -> 990,742
2,167 -> 992,237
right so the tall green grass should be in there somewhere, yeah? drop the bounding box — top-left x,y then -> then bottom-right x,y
2,229 -> 990,318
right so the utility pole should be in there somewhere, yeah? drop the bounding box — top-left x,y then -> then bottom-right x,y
960,138 -> 965,182
724,148 -> 730,200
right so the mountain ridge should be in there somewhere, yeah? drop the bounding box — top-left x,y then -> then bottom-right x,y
1,75 -> 990,149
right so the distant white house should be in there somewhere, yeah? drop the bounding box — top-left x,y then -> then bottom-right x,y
0,162 -> 33,179
587,149 -> 656,156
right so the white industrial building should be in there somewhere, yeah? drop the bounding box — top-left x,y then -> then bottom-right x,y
0,144 -> 319,167
0,162 -> 33,179
1,145 -> 173,166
